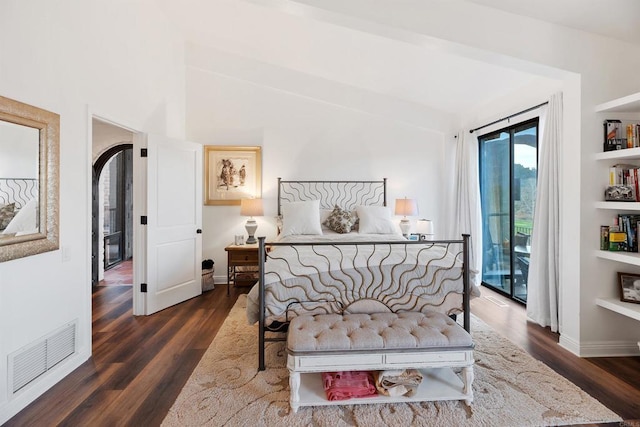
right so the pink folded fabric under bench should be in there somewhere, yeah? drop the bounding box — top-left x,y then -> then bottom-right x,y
321,371 -> 377,401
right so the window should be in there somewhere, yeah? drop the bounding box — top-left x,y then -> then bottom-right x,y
479,119 -> 538,303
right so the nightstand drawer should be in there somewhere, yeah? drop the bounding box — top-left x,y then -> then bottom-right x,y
228,250 -> 259,264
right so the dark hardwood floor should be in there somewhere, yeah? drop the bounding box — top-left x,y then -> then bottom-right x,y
5,280 -> 640,426
98,259 -> 133,286
472,289 -> 640,425
6,267 -> 250,427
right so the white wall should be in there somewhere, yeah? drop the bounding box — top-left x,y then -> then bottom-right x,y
186,66 -> 453,280
0,0 -> 186,423
300,0 -> 640,354
187,0 -> 640,354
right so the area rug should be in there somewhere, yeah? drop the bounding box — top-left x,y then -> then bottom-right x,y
162,295 -> 622,427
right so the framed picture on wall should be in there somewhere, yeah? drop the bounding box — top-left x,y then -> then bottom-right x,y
204,146 -> 262,205
617,272 -> 640,304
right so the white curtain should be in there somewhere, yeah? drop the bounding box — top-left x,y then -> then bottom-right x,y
452,131 -> 483,288
527,92 -> 562,332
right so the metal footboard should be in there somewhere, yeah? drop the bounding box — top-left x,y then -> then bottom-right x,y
257,234 -> 471,371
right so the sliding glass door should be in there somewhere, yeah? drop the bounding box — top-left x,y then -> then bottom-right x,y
479,119 -> 538,303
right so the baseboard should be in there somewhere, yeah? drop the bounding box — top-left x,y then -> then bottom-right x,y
558,334 -> 580,356
575,339 -> 640,357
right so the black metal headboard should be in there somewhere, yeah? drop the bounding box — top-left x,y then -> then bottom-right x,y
277,178 -> 387,215
0,178 -> 38,209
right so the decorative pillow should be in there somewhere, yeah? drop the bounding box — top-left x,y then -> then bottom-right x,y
3,198 -> 37,234
320,209 -> 332,225
324,205 -> 354,234
280,200 -> 323,236
356,205 -> 399,235
0,203 -> 16,229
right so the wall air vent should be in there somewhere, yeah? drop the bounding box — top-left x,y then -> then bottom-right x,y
8,320 -> 77,395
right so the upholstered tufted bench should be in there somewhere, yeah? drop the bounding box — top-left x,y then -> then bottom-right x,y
286,311 -> 474,412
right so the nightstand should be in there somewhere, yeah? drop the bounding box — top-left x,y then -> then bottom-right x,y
224,243 -> 259,295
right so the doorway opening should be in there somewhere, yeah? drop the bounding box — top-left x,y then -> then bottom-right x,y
91,127 -> 204,315
92,119 -> 134,289
479,118 -> 538,304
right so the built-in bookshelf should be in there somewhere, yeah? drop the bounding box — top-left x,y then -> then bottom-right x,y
594,146 -> 640,161
594,201 -> 640,210
595,92 -> 640,335
595,297 -> 640,323
594,249 -> 640,265
595,92 -> 640,113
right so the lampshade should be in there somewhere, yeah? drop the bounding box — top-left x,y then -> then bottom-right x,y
240,198 -> 263,245
416,219 -> 434,235
240,198 -> 264,217
394,198 -> 418,217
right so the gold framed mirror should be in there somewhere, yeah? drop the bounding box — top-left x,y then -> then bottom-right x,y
0,95 -> 59,262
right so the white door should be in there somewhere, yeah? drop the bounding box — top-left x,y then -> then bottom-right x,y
145,135 -> 202,314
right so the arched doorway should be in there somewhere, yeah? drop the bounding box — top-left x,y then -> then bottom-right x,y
92,144 -> 133,287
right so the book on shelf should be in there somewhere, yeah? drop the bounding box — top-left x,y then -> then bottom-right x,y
607,164 -> 640,201
601,215 -> 640,252
608,164 -> 637,185
603,119 -> 640,151
604,120 -> 625,151
627,124 -> 640,148
623,215 -> 637,252
600,225 -> 609,250
609,229 -> 627,251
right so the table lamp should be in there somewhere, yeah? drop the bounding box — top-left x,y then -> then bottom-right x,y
416,219 -> 434,240
395,198 -> 418,237
240,198 -> 263,244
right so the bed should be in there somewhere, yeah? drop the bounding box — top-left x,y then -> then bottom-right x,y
248,178 -> 477,371
0,178 -> 39,239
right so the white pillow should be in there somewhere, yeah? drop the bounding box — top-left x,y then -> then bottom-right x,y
356,205 -> 399,235
280,200 -> 323,236
3,198 -> 38,234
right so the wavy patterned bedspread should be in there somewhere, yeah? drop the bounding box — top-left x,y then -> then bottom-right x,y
247,233 -> 479,326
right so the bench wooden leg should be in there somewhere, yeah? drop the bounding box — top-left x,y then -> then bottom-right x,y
289,370 -> 300,413
462,365 -> 474,405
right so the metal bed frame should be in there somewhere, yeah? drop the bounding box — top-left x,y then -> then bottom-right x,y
277,177 -> 387,214
256,179 -> 471,371
0,178 -> 38,209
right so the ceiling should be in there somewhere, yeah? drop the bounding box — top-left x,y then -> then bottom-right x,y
466,0 -> 640,46
156,0 -> 637,123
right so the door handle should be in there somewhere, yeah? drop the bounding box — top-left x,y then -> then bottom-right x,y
196,229 -> 202,234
